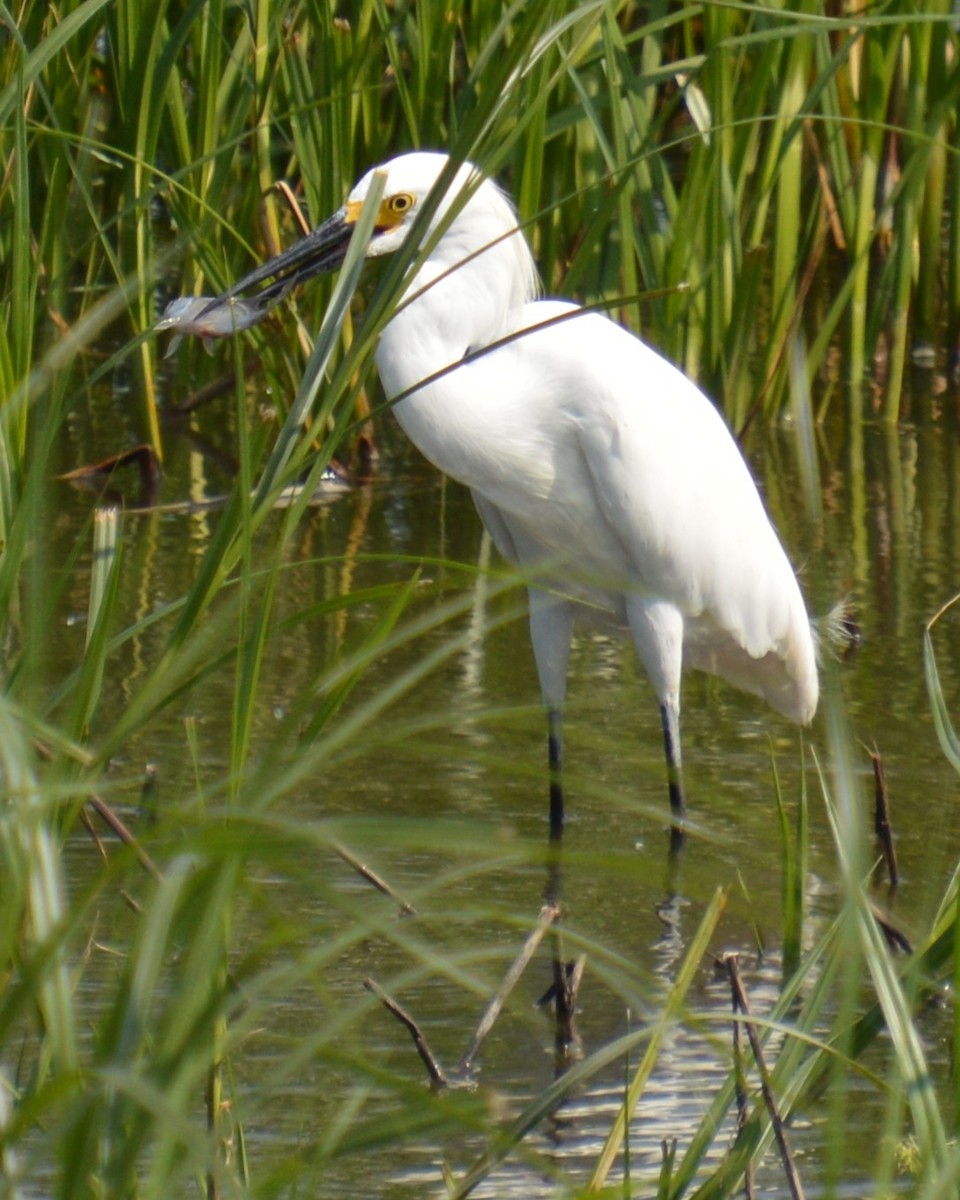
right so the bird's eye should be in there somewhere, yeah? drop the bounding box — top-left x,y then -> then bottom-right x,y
389,193 -> 415,214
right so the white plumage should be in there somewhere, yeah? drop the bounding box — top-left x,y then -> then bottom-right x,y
194,150 -> 819,836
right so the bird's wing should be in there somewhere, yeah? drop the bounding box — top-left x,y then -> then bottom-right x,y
572,323 -> 787,629
503,305 -> 817,716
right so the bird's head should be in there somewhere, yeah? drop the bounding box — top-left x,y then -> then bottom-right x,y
341,150 -> 471,259
206,152 -> 537,313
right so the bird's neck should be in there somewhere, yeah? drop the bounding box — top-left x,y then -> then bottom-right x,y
375,212 -> 538,400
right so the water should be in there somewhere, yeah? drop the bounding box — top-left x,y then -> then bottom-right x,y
28,363 -> 960,1196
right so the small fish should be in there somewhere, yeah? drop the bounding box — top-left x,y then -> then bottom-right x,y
156,294 -> 278,355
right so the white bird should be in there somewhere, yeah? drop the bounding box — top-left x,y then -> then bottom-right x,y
193,151 -> 819,839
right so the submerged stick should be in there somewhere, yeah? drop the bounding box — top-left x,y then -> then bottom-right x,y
539,951 -> 586,1065
727,956 -> 755,1200
78,806 -> 144,915
868,744 -> 899,889
87,792 -> 162,881
659,1139 -> 678,1195
539,831 -> 583,1056
724,954 -> 805,1200
78,804 -> 109,867
31,737 -> 162,883
869,902 -> 913,955
333,841 -> 416,916
364,977 -> 447,1087
459,903 -> 561,1075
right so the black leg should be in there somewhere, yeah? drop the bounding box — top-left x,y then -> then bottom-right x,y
547,707 -> 564,840
541,726 -> 578,1056
660,701 -> 686,854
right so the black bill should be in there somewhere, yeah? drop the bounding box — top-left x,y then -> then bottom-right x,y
201,207 -> 354,316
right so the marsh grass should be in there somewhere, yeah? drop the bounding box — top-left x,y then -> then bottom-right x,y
2,1 -> 960,1196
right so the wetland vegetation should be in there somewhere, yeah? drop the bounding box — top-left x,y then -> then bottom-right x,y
3,2 -> 960,1196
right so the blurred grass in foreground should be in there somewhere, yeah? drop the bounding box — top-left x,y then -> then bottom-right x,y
2,1 -> 960,1196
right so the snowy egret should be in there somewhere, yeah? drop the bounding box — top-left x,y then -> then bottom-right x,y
185,151 -> 819,837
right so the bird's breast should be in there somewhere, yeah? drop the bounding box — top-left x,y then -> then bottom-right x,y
378,315 -> 561,500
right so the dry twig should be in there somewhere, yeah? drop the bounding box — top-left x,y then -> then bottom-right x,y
460,903 -> 562,1074
333,842 -> 416,916
724,954 -> 805,1200
868,743 -> 899,888
364,977 -> 448,1088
